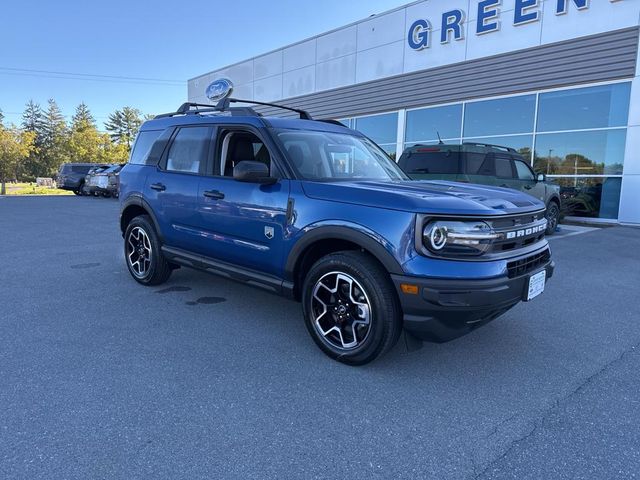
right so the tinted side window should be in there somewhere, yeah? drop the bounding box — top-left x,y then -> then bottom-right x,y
165,127 -> 211,174
463,152 -> 493,176
401,150 -> 460,174
495,155 -> 515,179
71,165 -> 92,174
514,160 -> 534,181
130,130 -> 163,165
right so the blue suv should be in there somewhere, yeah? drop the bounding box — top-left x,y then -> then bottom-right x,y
119,93 -> 554,365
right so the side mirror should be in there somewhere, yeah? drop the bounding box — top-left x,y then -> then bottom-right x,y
233,161 -> 277,185
537,173 -> 546,182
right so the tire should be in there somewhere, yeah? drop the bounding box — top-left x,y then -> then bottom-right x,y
102,192 -> 111,198
545,201 -> 560,235
124,215 -> 172,286
301,251 -> 402,365
73,190 -> 82,196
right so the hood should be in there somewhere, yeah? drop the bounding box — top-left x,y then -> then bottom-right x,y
301,180 -> 545,216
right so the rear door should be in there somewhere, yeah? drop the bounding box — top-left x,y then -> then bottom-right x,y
144,125 -> 214,253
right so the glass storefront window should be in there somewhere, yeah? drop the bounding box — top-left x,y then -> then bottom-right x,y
537,83 -> 631,132
405,104 -> 463,143
534,129 -> 626,176
354,113 -> 398,145
462,135 -> 533,164
553,177 -> 622,219
463,95 -> 536,137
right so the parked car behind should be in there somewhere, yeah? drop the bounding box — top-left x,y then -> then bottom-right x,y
56,163 -> 95,195
94,164 -> 124,198
82,165 -> 111,196
398,143 -> 561,234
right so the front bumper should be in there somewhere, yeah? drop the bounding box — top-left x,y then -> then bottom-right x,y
392,259 -> 554,343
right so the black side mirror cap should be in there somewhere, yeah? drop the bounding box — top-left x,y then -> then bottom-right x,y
233,160 -> 277,185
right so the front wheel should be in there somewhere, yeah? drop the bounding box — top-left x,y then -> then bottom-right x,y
302,251 -> 402,365
545,202 -> 560,235
124,215 -> 172,285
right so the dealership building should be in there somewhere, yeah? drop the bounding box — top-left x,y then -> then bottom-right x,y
188,0 -> 640,225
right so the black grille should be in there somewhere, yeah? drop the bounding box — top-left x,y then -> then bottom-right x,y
507,249 -> 551,278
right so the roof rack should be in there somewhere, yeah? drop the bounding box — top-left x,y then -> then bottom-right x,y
154,98 -> 313,120
461,141 -> 517,153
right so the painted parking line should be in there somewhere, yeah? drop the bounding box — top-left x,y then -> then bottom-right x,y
548,224 -> 600,240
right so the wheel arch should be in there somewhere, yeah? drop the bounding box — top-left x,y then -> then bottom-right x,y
119,195 -> 163,241
285,226 -> 403,301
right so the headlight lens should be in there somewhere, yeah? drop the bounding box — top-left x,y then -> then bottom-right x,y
423,220 -> 499,256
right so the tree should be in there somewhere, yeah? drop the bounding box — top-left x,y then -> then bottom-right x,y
41,99 -> 69,176
0,108 -> 4,126
71,102 -> 95,131
105,106 -> 142,150
0,125 -> 36,194
21,100 -> 45,180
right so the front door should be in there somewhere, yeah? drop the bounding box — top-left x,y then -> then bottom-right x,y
513,159 -> 546,202
197,127 -> 290,278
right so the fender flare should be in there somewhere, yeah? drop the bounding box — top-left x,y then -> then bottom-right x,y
119,194 -> 164,241
284,224 -> 404,281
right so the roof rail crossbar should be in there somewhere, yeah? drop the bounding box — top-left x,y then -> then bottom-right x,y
216,97 -> 313,120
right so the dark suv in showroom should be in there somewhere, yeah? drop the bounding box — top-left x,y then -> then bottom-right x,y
398,143 -> 561,235
118,81 -> 554,365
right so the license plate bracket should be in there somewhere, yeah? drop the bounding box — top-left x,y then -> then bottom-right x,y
526,270 -> 546,301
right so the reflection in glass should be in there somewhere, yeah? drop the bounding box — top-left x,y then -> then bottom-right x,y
463,135 -> 533,163
553,177 -> 621,219
534,129 -> 626,176
537,83 -> 631,132
354,112 -> 398,145
463,95 -> 536,137
405,104 -> 463,143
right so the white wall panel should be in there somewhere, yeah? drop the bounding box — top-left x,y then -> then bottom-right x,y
316,54 -> 356,91
213,60 -> 254,86
283,66 -> 316,98
253,75 -> 282,101
403,27 -> 467,73
541,0 -> 640,45
316,25 -> 357,62
254,51 -> 283,80
356,41 -> 404,83
357,9 -> 405,51
283,39 -> 316,72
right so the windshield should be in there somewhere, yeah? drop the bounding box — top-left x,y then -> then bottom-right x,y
276,129 -> 408,181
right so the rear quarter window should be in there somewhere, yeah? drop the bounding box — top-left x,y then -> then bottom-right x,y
129,130 -> 163,165
401,149 -> 460,175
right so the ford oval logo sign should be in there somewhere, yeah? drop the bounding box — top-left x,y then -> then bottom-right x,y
206,78 -> 233,102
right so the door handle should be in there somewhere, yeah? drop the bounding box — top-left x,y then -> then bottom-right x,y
524,185 -> 533,190
150,183 -> 166,191
203,190 -> 225,200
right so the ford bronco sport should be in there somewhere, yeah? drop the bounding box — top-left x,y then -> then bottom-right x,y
119,82 -> 554,365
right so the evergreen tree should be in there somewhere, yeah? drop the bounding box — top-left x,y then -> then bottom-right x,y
42,99 -> 69,175
21,100 -> 45,179
105,106 -> 143,150
71,102 -> 95,131
0,108 -> 4,127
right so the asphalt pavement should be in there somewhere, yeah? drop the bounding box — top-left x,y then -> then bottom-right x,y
1,196 -> 639,479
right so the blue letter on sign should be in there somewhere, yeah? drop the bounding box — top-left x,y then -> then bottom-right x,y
514,0 -> 540,25
477,0 -> 501,35
441,9 -> 465,43
556,0 -> 589,15
408,19 -> 431,50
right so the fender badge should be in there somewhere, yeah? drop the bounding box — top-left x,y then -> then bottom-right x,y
264,226 -> 274,240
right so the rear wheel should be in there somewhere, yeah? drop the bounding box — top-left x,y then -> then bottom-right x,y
124,215 -> 172,285
545,201 -> 560,235
302,251 -> 402,365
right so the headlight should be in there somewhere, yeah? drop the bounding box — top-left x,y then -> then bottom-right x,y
423,220 -> 500,256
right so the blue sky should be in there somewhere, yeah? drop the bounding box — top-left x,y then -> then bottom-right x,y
0,0 -> 403,129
